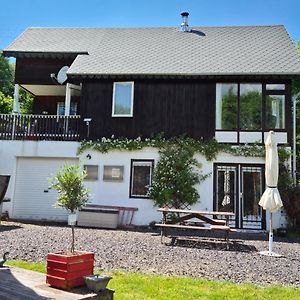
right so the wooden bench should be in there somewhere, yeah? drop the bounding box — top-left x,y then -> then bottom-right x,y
155,223 -> 235,231
78,204 -> 138,229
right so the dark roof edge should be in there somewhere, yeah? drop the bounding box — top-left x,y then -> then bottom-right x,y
2,50 -> 88,59
67,73 -> 300,80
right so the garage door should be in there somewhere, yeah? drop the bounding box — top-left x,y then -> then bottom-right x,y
13,157 -> 78,221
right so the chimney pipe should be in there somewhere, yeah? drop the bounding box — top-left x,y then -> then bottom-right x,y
180,12 -> 191,32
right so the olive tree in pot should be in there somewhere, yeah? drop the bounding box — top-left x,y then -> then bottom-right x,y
46,163 -> 93,290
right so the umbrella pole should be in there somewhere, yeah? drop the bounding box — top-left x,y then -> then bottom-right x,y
269,212 -> 273,255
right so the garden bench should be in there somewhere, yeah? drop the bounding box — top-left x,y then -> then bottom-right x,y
155,208 -> 236,249
78,204 -> 138,229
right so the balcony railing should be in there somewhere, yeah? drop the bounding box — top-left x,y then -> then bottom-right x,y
0,114 -> 81,141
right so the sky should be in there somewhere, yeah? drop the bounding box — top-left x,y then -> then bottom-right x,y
0,0 -> 300,50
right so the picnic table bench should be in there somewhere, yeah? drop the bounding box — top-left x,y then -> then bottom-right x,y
155,208 -> 236,249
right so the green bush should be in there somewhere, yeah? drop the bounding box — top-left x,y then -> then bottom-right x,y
149,144 -> 208,209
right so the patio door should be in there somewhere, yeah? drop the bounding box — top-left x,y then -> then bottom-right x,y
214,164 -> 265,229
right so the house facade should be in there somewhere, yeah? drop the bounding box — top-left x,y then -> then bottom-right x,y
1,17 -> 300,229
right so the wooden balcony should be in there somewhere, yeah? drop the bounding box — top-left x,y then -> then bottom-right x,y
0,114 -> 81,141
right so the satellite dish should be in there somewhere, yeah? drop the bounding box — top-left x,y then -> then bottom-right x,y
57,66 -> 69,84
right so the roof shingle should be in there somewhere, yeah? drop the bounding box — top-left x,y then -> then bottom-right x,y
4,26 -> 300,76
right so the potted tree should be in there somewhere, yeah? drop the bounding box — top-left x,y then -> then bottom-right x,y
46,163 -> 93,290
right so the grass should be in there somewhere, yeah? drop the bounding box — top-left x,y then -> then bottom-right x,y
6,260 -> 300,300
7,260 -> 46,273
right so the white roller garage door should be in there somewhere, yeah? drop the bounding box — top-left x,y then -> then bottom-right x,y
13,157 -> 78,221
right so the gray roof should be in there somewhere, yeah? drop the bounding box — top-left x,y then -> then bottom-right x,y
4,25 -> 300,77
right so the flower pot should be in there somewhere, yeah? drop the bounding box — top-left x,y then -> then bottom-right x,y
46,251 -> 94,290
84,274 -> 112,292
68,213 -> 77,226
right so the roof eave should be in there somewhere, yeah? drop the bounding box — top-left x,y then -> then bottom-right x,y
2,50 -> 88,59
67,72 -> 300,80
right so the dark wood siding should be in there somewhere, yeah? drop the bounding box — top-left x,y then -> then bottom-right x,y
80,79 -> 216,140
15,58 -> 75,85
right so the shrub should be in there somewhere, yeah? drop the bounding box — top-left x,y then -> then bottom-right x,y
149,144 -> 208,209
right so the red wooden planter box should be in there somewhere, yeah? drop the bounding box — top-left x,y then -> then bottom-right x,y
46,251 -> 94,290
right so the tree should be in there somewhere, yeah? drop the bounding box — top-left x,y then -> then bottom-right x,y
149,143 -> 206,209
0,51 -> 33,114
50,164 -> 90,253
0,92 -> 13,114
0,51 -> 14,97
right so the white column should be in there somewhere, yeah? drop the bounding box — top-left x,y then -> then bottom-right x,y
292,92 -> 300,185
13,84 -> 20,114
64,83 -> 71,116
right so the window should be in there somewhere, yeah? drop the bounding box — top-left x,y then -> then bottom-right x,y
216,83 -> 286,131
240,84 -> 262,130
112,82 -> 134,117
216,84 -> 238,130
57,102 -> 77,115
103,166 -> 124,181
266,95 -> 285,129
130,160 -> 154,198
83,165 -> 98,180
266,84 -> 285,91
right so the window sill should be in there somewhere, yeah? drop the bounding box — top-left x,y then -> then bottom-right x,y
112,115 -> 133,118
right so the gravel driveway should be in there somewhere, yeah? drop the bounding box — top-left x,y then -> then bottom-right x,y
0,221 -> 299,288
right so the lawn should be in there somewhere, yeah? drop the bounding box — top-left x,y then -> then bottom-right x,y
7,260 -> 300,300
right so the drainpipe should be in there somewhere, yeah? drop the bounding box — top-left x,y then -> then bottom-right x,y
292,92 -> 300,185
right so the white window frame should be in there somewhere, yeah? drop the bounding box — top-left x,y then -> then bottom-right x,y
112,81 -> 134,117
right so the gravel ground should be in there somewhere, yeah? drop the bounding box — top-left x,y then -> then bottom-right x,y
0,221 -> 300,288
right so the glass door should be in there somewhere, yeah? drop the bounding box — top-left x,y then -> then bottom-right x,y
214,164 -> 265,229
240,166 -> 265,229
214,165 -> 238,227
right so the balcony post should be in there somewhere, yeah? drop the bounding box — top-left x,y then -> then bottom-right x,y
64,83 -> 71,116
12,84 -> 20,114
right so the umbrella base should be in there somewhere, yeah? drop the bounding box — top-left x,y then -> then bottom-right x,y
259,250 -> 282,257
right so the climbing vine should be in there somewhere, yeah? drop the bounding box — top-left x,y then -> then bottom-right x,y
78,134 -> 290,162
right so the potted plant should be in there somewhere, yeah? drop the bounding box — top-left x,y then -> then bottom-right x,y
46,163 -> 93,290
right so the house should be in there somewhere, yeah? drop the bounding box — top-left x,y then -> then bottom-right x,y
1,13 -> 300,229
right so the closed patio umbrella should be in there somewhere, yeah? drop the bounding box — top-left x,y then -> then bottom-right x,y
259,131 -> 283,256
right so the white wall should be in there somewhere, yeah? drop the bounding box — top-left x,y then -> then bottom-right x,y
79,147 -> 161,225
79,149 -> 285,229
216,131 -> 288,145
0,140 -> 79,216
0,140 -> 287,229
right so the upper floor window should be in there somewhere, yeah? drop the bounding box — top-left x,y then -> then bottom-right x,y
266,95 -> 285,129
216,83 -> 238,130
266,84 -> 285,91
240,84 -> 262,130
57,102 -> 77,115
216,83 -> 286,131
112,82 -> 134,117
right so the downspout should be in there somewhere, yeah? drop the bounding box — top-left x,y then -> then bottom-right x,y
292,92 -> 300,185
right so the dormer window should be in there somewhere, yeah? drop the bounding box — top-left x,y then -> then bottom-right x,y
112,82 -> 134,117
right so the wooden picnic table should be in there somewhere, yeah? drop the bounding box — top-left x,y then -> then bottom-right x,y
155,208 -> 236,249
